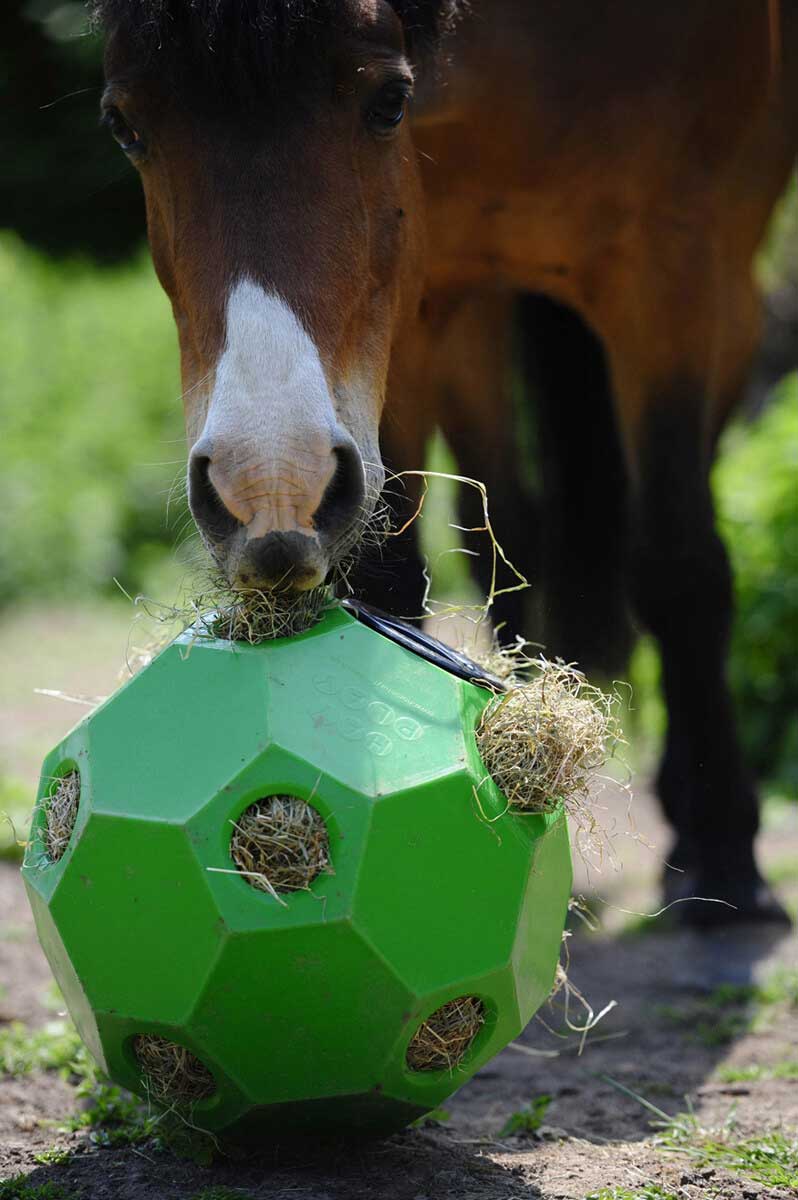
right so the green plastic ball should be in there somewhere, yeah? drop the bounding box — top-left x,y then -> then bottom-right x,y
23,604 -> 571,1142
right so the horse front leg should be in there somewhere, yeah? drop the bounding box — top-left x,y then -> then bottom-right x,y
346,312 -> 441,620
604,266 -> 789,925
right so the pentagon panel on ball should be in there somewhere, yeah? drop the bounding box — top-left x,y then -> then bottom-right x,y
22,602 -> 572,1144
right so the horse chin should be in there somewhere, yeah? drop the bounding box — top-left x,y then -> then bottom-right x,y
205,527 -> 332,597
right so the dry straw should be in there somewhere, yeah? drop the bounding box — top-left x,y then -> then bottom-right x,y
204,581 -> 333,643
230,795 -> 330,900
386,468 -> 529,627
125,482 -> 390,655
129,577 -> 334,660
475,655 -> 618,818
133,1035 -> 216,1104
44,770 -> 81,862
406,996 -> 486,1073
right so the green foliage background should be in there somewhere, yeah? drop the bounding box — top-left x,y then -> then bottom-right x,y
716,377 -> 798,795
0,234 -> 185,604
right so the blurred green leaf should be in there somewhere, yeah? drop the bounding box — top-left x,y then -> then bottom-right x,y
715,375 -> 798,795
0,234 -> 187,606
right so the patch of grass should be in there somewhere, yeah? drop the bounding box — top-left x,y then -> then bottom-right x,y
0,1016 -> 164,1156
756,969 -> 798,1008
657,1113 -> 798,1190
0,1021 -> 86,1076
66,1073 -> 218,1164
585,1188 -> 680,1200
31,1151 -> 71,1168
63,1078 -> 156,1149
717,1060 -> 798,1083
0,775 -> 31,862
498,1093 -> 552,1138
0,1178 -> 78,1200
603,1076 -> 798,1190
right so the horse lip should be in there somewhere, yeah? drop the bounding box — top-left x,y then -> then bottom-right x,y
225,529 -> 329,593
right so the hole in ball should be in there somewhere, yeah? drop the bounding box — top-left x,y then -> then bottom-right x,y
230,795 -> 330,896
133,1035 -> 216,1104
406,996 -> 486,1073
44,768 -> 81,863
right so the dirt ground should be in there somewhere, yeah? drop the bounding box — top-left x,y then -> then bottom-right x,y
1,607 -> 797,1200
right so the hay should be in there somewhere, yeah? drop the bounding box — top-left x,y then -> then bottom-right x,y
136,578 -> 334,648
133,1035 -> 216,1104
204,581 -> 333,643
44,770 -> 80,862
406,996 -> 485,1073
128,482 -> 390,653
476,657 -> 616,816
230,795 -> 330,898
461,632 -> 530,688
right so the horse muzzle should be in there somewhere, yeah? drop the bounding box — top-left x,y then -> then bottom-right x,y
187,437 -> 367,592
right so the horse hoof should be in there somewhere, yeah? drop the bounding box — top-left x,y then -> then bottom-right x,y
665,873 -> 792,928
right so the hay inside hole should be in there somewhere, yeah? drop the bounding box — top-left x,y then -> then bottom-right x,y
406,996 -> 485,1073
230,795 -> 330,897
133,1035 -> 216,1104
44,769 -> 80,862
475,658 -> 614,815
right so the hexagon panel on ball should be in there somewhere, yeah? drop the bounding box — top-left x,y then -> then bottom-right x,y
22,605 -> 572,1142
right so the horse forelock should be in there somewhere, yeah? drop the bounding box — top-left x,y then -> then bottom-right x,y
91,0 -> 464,93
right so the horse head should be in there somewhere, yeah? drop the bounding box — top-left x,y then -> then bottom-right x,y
95,1 -> 455,591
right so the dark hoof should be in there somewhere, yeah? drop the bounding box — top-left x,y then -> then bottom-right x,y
664,866 -> 792,928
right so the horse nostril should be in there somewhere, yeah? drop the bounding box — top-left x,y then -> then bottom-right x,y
188,454 -> 241,542
313,441 -> 366,542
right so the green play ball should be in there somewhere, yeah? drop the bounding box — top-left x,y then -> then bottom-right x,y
22,604 -> 571,1143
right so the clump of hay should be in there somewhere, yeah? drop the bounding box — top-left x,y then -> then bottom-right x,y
127,484 -> 391,654
133,1035 -> 216,1104
204,581 -> 334,643
125,576 -> 335,666
476,657 -> 617,816
459,631 -> 530,688
44,770 -> 81,862
230,795 -> 330,899
406,996 -> 485,1073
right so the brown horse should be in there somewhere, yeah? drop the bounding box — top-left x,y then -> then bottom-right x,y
93,1 -> 797,924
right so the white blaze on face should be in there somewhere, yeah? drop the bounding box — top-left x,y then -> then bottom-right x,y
197,278 -> 339,539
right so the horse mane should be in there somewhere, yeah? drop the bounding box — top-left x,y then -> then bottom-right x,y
91,1 -> 464,95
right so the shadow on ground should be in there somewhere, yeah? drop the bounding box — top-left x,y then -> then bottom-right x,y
4,903 -> 796,1200
6,1124 -> 546,1200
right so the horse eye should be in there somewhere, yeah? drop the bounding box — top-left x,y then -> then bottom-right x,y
366,84 -> 410,136
102,107 -> 142,154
